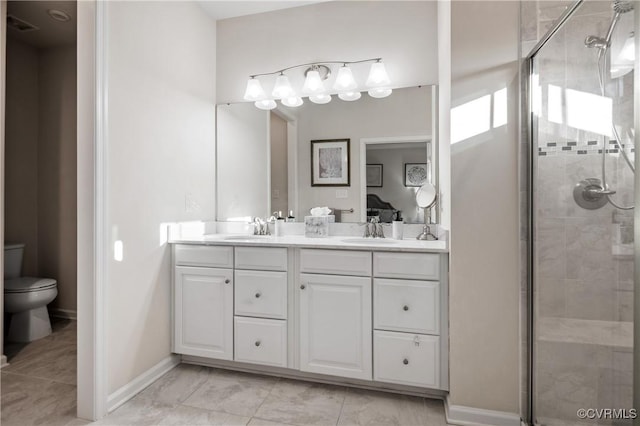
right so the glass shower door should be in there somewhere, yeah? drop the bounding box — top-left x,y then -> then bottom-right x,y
531,1 -> 635,425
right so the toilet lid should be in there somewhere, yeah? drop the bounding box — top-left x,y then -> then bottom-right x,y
4,277 -> 57,293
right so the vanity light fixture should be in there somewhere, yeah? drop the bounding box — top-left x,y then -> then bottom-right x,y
242,58 -> 392,110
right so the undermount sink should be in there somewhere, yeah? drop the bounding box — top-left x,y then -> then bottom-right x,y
341,238 -> 397,245
223,235 -> 272,242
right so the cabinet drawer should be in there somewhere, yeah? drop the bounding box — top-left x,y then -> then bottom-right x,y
374,330 -> 440,388
235,247 -> 288,271
373,252 -> 439,280
374,278 -> 440,335
234,317 -> 287,367
175,245 -> 233,269
299,249 -> 371,277
235,270 -> 287,319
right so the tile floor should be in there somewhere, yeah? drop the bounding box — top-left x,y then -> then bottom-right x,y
1,319 -> 450,426
2,318 -> 78,426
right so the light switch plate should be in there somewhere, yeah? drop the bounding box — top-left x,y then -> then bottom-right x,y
335,189 -> 348,199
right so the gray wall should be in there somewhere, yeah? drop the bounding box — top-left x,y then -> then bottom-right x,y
106,1 -> 217,394
5,38 -> 39,276
5,38 -> 77,314
449,0 -> 521,414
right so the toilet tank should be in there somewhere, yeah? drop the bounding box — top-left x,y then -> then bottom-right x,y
4,243 -> 25,279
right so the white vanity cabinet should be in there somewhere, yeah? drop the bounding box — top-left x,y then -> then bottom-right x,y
298,249 -> 373,380
172,242 -> 448,393
372,252 -> 446,389
233,247 -> 288,367
173,245 -> 234,360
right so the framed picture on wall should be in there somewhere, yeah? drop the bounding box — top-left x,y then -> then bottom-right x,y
311,139 -> 350,186
404,163 -> 428,187
366,164 -> 383,187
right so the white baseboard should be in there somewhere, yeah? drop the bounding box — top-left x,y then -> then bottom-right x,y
1,355 -> 8,369
107,354 -> 179,413
49,308 -> 77,320
445,395 -> 522,426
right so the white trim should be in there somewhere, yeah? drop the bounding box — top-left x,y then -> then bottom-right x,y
1,355 -> 8,368
445,396 -> 522,426
359,135 -> 432,222
50,308 -> 77,320
107,355 -> 180,413
77,0 -> 107,420
0,0 -> 7,367
436,0 -> 451,230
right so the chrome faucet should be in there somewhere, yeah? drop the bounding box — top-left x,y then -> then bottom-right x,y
370,217 -> 385,238
252,217 -> 271,235
361,217 -> 385,238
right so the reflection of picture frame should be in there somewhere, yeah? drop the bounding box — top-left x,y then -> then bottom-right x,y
311,139 -> 350,187
405,163 -> 428,187
366,164 -> 383,187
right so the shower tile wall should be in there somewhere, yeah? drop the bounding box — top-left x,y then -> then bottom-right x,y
531,2 -> 634,425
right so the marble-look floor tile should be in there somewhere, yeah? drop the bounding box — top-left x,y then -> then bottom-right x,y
424,398 -> 450,426
254,379 -> 346,426
1,372 -> 77,426
95,396 -> 249,426
63,419 -> 93,426
4,342 -> 77,385
248,418 -> 300,426
182,369 -> 278,417
337,388 -> 432,426
137,364 -> 210,405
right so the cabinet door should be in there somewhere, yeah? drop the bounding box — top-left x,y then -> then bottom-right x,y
299,273 -> 372,380
174,266 -> 233,359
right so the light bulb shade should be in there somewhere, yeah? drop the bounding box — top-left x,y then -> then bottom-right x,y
368,88 -> 392,99
282,96 -> 304,107
244,78 -> 266,101
309,93 -> 332,104
366,62 -> 391,87
254,99 -> 277,110
333,65 -> 358,91
302,70 -> 325,95
338,91 -> 362,101
272,74 -> 295,99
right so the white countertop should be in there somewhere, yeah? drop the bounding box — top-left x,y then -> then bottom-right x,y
169,233 -> 448,253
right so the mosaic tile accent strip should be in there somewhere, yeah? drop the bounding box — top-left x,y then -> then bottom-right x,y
538,140 -> 634,156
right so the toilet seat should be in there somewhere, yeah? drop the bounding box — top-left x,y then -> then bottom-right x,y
4,277 -> 57,293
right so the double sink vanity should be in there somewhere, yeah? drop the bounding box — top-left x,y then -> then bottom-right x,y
170,81 -> 447,396
170,231 -> 449,395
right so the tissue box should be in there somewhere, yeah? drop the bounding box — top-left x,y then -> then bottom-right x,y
304,215 -> 330,238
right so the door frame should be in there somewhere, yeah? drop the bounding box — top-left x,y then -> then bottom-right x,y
77,0 -> 108,420
0,0 -> 107,420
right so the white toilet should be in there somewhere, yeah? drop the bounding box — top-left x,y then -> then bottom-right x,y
4,243 -> 58,342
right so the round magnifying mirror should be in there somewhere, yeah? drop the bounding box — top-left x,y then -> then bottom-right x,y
416,182 -> 437,209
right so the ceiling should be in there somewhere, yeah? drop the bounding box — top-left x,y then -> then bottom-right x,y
7,1 -> 76,48
196,1 -> 328,21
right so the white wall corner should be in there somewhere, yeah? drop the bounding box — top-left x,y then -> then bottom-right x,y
445,395 -> 522,426
106,355 -> 180,413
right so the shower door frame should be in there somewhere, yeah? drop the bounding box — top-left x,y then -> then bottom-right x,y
524,0 -> 640,424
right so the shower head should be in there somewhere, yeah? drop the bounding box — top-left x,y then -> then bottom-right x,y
613,0 -> 634,14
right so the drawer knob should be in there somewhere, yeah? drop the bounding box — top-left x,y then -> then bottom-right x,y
300,284 -> 306,290
225,279 -> 231,284
255,340 -> 261,347
255,292 -> 261,298
403,358 -> 409,365
403,305 -> 409,311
